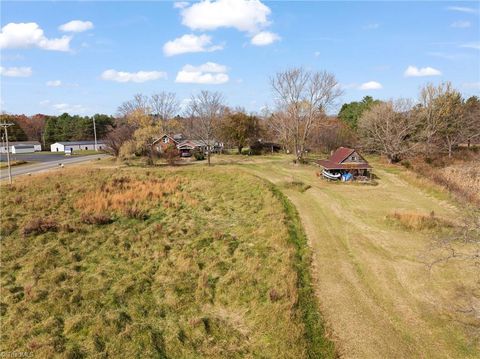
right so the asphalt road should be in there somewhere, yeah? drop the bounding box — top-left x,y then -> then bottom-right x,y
0,154 -> 109,180
0,152 -> 74,163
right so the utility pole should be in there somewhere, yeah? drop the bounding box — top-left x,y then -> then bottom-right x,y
93,116 -> 98,151
1,123 -> 14,184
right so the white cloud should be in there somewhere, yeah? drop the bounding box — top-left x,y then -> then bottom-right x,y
46,80 -> 62,87
427,52 -> 468,60
446,6 -> 478,14
180,0 -> 272,33
460,42 -> 480,50
463,82 -> 480,90
0,66 -> 32,77
358,81 -> 383,90
340,83 -> 358,90
363,23 -> 380,30
250,31 -> 280,46
59,20 -> 94,33
451,20 -> 471,28
314,51 -> 320,58
0,22 -> 71,51
404,66 -> 442,77
163,34 -> 222,56
175,62 -> 229,84
174,1 -> 190,9
101,69 -> 167,83
52,103 -> 87,114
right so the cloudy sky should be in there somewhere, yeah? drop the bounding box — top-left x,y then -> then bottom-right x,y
1,0 -> 479,116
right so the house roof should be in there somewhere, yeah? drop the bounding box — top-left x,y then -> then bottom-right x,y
153,134 -> 179,145
317,147 -> 371,170
330,147 -> 355,163
55,141 -> 105,146
6,141 -> 41,146
12,145 -> 35,148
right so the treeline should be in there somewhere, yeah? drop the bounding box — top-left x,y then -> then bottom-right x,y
337,84 -> 480,162
2,69 -> 479,162
0,113 -> 115,148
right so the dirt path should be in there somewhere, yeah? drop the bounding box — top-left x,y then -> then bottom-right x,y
238,158 -> 478,358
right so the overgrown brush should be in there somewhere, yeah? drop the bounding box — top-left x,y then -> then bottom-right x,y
386,211 -> 454,231
76,176 -> 187,220
23,218 -> 58,236
0,167 -> 309,358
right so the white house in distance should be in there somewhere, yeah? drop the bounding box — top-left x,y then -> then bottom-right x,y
50,141 -> 106,152
0,141 -> 42,154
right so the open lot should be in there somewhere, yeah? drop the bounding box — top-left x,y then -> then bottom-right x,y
0,161 -> 329,358
1,154 -> 478,358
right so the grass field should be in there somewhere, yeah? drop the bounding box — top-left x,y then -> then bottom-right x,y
1,154 -> 478,358
0,164 -> 332,358
238,156 -> 479,358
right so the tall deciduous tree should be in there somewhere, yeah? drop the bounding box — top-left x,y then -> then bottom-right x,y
358,99 -> 419,163
186,91 -> 225,166
219,111 -> 261,154
150,92 -> 181,131
270,67 -> 342,161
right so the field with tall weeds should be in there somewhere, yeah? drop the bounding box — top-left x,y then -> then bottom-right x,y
0,165 -> 322,358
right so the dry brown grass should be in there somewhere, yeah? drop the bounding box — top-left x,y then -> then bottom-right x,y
386,211 -> 454,231
76,175 -> 196,219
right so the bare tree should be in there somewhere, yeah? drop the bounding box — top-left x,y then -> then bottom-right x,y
103,121 -> 135,157
418,83 -> 451,156
270,68 -> 342,161
359,99 -> 419,163
150,92 -> 180,132
417,82 -> 478,158
117,93 -> 150,117
186,91 -> 225,166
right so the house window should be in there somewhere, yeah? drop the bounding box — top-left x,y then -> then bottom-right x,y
163,137 -> 169,144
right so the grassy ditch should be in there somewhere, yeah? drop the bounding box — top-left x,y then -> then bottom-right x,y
268,183 -> 336,359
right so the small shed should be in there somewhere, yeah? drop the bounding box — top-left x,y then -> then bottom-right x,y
317,147 -> 372,181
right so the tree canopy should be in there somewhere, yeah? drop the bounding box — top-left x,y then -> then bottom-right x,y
338,96 -> 381,130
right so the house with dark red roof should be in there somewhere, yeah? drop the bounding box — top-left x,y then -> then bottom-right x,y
317,147 -> 372,181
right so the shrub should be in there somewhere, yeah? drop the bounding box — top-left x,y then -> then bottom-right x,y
193,150 -> 205,161
80,213 -> 112,225
400,160 -> 411,169
162,144 -> 179,166
123,206 -> 148,220
23,218 -> 58,236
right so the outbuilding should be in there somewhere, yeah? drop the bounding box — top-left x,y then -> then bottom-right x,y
0,141 -> 42,153
50,141 -> 105,152
317,147 -> 372,181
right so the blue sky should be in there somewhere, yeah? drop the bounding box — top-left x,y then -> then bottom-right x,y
1,0 -> 479,116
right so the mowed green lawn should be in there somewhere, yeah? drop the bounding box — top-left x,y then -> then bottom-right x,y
0,165 -> 323,358
238,156 -> 479,358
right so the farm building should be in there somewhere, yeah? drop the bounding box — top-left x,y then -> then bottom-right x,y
50,141 -> 106,152
0,141 -> 42,154
317,147 -> 372,181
